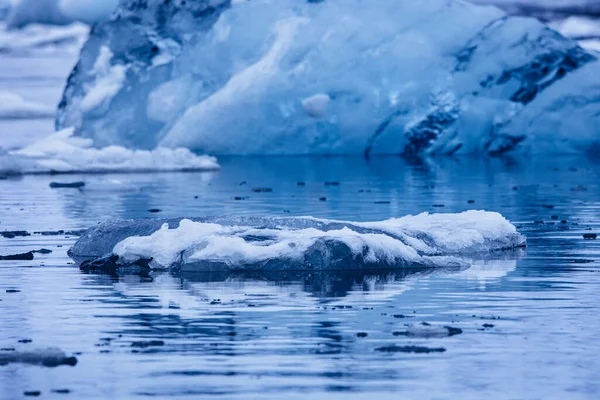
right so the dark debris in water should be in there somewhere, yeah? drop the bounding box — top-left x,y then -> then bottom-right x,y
375,345 -> 446,354
148,209 -> 162,213
49,182 -> 85,189
252,188 -> 273,193
0,252 -> 34,261
1,230 -> 30,239
583,233 -> 597,240
131,340 -> 165,348
0,349 -> 78,367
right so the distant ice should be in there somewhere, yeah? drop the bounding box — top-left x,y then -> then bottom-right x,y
70,211 -> 526,271
0,128 -> 220,175
0,91 -> 54,119
4,0 -> 117,28
0,21 -> 88,53
59,0 -> 118,25
5,0 -> 71,29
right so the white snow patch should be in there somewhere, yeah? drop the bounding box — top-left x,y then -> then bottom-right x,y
112,211 -> 525,270
1,128 -> 220,174
80,46 -> 128,113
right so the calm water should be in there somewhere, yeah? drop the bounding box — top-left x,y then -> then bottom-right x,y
1,156 -> 599,399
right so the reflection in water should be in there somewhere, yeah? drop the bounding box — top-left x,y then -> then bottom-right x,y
1,156 -> 599,399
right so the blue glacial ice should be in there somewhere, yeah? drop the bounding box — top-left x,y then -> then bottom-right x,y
56,0 -> 600,156
69,211 -> 526,272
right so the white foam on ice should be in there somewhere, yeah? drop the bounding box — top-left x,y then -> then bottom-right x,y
0,91 -> 55,119
1,128 -> 220,174
112,211 -> 525,270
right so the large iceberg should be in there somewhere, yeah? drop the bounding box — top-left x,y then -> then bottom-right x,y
69,211 -> 526,272
56,0 -> 600,156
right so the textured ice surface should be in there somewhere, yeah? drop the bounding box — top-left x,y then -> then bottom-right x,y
0,128 -> 219,175
57,0 -> 600,156
70,211 -> 526,272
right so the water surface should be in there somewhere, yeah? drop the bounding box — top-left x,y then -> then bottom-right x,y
1,156 -> 599,399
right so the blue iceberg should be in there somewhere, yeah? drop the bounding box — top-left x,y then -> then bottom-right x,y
57,0 -> 600,155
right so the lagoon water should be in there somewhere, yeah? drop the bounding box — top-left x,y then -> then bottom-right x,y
1,156 -> 600,399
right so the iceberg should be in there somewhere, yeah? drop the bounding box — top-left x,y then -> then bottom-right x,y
56,0 -> 600,156
69,211 -> 526,272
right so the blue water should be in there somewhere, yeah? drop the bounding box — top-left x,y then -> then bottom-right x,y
1,156 -> 599,399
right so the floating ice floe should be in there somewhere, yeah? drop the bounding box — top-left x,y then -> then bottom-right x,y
70,211 -> 526,272
56,0 -> 600,155
0,127 -> 219,175
0,91 -> 55,119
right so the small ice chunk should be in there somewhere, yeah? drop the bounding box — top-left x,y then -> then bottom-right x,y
301,94 -> 331,119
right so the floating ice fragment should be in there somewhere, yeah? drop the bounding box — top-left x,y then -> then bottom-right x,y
0,91 -> 54,119
70,211 -> 526,272
0,128 -> 219,175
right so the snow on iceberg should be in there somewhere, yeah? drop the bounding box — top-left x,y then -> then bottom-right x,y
0,127 -> 219,175
56,0 -> 600,156
69,211 -> 526,272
